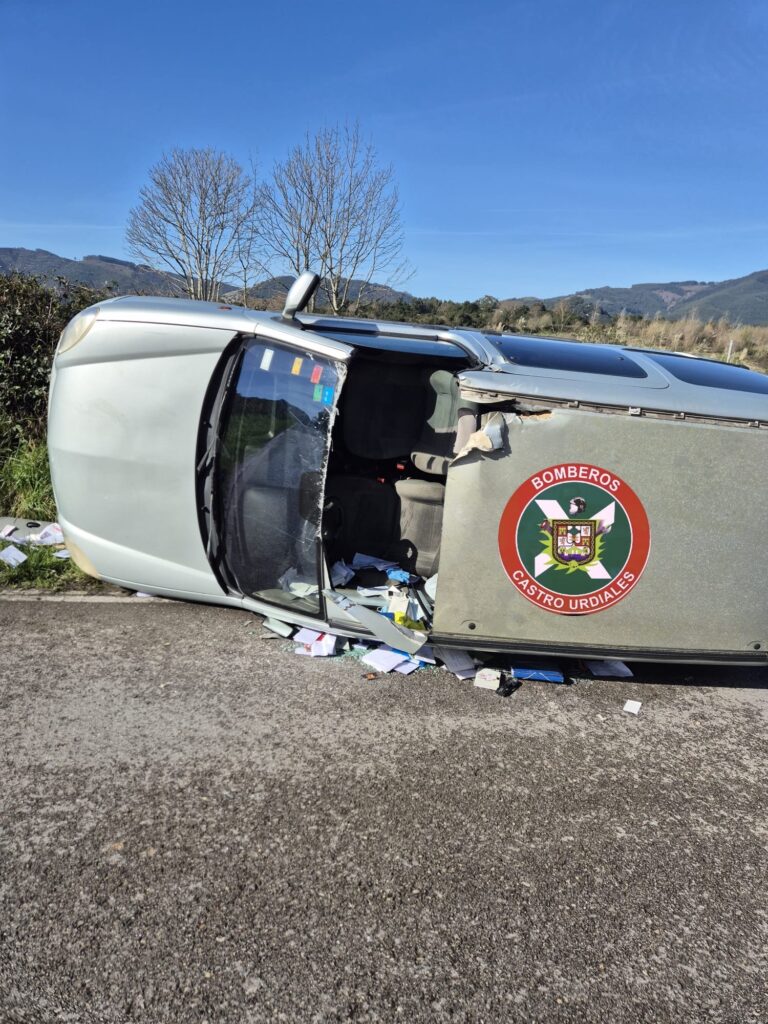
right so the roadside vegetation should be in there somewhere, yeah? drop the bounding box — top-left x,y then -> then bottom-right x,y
0,273 -> 110,588
353,295 -> 768,374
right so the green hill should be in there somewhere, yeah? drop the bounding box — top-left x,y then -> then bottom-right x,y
534,270 -> 768,324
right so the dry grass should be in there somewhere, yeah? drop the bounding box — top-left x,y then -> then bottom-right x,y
518,311 -> 768,373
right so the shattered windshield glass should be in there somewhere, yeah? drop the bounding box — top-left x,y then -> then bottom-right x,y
216,339 -> 345,614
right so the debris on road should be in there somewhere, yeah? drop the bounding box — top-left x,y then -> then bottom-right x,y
474,667 -> 502,690
0,545 -> 27,568
623,699 -> 642,715
0,518 -> 71,573
361,646 -> 411,673
509,664 -> 565,683
433,646 -> 477,680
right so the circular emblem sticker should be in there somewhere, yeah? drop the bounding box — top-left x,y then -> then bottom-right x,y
498,463 -> 651,615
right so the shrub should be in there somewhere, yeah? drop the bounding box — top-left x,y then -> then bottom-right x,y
0,273 -> 107,446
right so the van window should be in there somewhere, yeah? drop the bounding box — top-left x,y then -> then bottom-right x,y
216,340 -> 344,613
639,351 -> 768,394
490,336 -> 647,378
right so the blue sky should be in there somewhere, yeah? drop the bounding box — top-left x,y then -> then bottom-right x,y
2,0 -> 767,299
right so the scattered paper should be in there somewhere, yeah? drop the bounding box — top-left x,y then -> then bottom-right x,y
30,523 -> 64,546
0,545 -> 27,568
424,574 -> 438,600
351,553 -> 399,572
289,581 -> 319,598
433,646 -> 476,679
623,699 -> 642,716
279,568 -> 318,597
585,659 -> 634,678
361,647 -> 409,673
330,560 -> 355,587
53,549 -> 71,560
293,627 -> 322,646
308,634 -> 338,657
474,667 -> 501,690
134,591 -> 152,598
394,658 -> 422,674
0,525 -> 17,539
414,645 -> 436,664
325,591 -> 427,655
386,589 -> 410,616
356,585 -> 389,597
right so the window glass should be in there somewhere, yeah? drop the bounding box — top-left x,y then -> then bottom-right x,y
638,350 -> 768,394
490,336 -> 647,378
216,340 -> 344,614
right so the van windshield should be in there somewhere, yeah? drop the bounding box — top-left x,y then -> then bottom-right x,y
215,339 -> 345,614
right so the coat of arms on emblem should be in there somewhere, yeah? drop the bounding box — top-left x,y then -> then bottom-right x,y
552,520 -> 597,566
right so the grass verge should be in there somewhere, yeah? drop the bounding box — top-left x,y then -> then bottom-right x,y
0,433 -> 104,591
0,542 -> 99,591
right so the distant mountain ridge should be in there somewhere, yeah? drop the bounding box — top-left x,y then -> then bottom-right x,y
3,246 -> 768,324
535,269 -> 768,324
0,248 -> 411,308
0,247 -> 188,295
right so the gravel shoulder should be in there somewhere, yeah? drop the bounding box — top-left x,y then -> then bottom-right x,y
1,599 -> 766,1023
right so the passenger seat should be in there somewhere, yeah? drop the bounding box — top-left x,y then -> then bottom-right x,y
396,370 -> 479,576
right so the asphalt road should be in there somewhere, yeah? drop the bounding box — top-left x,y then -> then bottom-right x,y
0,597 -> 766,1023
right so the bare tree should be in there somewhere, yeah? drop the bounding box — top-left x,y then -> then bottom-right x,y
260,124 -> 409,313
126,148 -> 262,302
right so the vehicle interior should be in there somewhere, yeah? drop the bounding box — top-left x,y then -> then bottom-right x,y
323,349 -> 476,581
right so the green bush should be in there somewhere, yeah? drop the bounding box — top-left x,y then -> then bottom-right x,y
0,273 -> 107,446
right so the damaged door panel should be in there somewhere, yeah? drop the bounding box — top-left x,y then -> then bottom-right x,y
433,401 -> 768,663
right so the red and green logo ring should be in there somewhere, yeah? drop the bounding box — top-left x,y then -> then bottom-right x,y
498,463 -> 651,615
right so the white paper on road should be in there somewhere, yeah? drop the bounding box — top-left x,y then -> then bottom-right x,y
474,667 -> 501,690
394,658 -> 421,674
361,647 -> 409,673
623,699 -> 642,715
433,646 -> 476,679
293,627 -> 322,646
414,645 -> 436,664
309,634 -> 338,657
0,545 -> 27,567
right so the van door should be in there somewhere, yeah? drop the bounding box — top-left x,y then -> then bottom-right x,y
209,332 -> 353,620
432,381 -> 768,664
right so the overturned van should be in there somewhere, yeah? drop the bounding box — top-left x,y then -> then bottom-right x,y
48,273 -> 768,665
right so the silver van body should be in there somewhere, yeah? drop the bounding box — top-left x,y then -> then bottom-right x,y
48,294 -> 768,664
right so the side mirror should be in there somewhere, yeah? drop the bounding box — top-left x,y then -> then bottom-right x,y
282,272 -> 321,321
